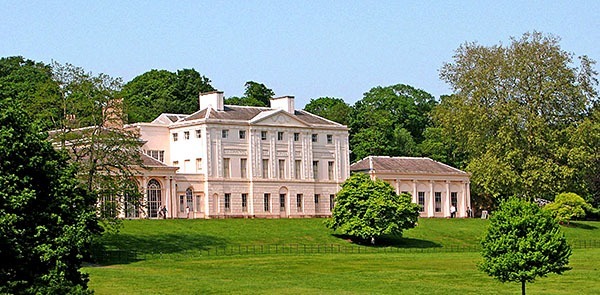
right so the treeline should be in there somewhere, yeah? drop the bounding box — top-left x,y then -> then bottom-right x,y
1,32 -> 598,210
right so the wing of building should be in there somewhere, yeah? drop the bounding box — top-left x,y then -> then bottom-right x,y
350,156 -> 471,218
128,91 -> 350,219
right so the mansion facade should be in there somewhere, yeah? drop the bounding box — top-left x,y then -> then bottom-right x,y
127,91 -> 350,219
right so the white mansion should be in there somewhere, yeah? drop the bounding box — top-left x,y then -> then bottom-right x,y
128,91 -> 350,219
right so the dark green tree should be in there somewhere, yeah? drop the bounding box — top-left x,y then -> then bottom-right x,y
480,197 -> 571,295
224,81 -> 275,107
326,173 -> 420,243
349,84 -> 437,160
0,101 -> 100,294
303,96 -> 352,125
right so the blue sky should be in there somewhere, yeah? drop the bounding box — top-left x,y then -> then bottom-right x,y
2,1 -> 599,108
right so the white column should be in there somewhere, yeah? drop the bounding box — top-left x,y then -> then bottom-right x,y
412,180 -> 417,204
428,180 -> 434,217
444,181 -> 450,217
465,181 -> 471,217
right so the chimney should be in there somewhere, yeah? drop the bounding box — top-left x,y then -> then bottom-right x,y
270,96 -> 295,114
103,98 -> 124,129
199,91 -> 224,111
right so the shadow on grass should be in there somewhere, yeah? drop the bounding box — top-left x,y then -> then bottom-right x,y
565,222 -> 598,230
332,234 -> 442,248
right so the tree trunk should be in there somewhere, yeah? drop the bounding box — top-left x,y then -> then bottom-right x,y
522,280 -> 526,295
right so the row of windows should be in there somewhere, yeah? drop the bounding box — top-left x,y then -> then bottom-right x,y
173,129 -> 335,144
221,193 -> 335,212
217,158 -> 335,180
173,129 -> 202,141
417,191 -> 459,213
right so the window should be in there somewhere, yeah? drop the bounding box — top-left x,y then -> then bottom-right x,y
240,158 -> 247,178
314,194 -> 320,212
184,131 -> 190,140
277,131 -> 284,141
328,161 -> 334,180
147,179 -> 162,218
278,159 -> 285,179
262,159 -> 269,178
184,159 -> 191,172
196,195 -> 202,213
222,129 -> 229,139
280,194 -> 286,211
435,192 -> 442,212
312,161 -> 319,179
294,133 -> 300,141
186,188 -> 193,211
196,158 -> 202,171
239,130 -> 246,139
294,160 -> 301,179
327,134 -> 333,144
172,133 -> 178,142
223,158 -> 230,178
296,194 -> 303,211
196,129 -> 202,138
261,131 -> 267,140
329,194 -> 335,211
173,160 -> 179,167
224,193 -> 231,212
179,195 -> 185,212
146,150 -> 164,162
312,134 -> 318,142
242,193 -> 248,212
124,194 -> 140,218
264,193 -> 270,212
418,192 -> 425,212
451,192 -> 458,207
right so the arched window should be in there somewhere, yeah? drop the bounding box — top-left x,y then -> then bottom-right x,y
147,179 -> 162,218
186,188 -> 194,211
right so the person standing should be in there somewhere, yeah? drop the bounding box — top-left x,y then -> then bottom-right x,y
450,204 -> 456,218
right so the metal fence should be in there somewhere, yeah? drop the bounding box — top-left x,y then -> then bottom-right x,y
91,239 -> 600,264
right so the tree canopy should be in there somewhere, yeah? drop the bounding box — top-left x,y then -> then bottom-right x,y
544,192 -> 591,224
224,81 -> 275,107
303,96 -> 352,125
0,101 -> 100,294
480,197 -> 571,295
437,31 -> 599,203
326,173 -> 420,242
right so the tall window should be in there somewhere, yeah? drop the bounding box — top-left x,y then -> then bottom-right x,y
294,160 -> 301,179
451,192 -> 458,207
280,194 -> 286,211
184,131 -> 190,140
435,192 -> 442,212
296,194 -> 303,211
294,133 -> 300,141
172,133 -> 178,142
312,161 -> 319,179
239,130 -> 246,139
224,193 -> 231,212
314,194 -> 320,212
328,161 -> 334,180
327,134 -> 333,144
278,159 -> 285,179
312,134 -> 318,142
196,158 -> 202,171
100,195 -> 118,219
196,129 -> 202,138
186,188 -> 194,212
124,194 -> 140,218
262,159 -> 269,178
240,158 -> 247,178
222,129 -> 229,139
418,192 -> 425,212
179,195 -> 185,212
241,193 -> 248,212
147,179 -> 161,218
196,195 -> 202,213
261,131 -> 267,140
277,131 -> 284,141
264,193 -> 270,212
329,194 -> 335,211
223,158 -> 230,178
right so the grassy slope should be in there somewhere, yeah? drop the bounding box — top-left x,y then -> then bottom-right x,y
87,219 -> 600,294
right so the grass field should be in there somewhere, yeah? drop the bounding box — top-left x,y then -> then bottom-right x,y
85,218 -> 600,294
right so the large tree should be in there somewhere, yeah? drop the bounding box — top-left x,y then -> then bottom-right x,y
0,101 -> 100,294
349,84 -> 437,160
326,173 -> 420,243
480,197 -> 571,295
438,32 -> 598,202
224,81 -> 275,107
303,96 -> 352,125
121,68 -> 214,123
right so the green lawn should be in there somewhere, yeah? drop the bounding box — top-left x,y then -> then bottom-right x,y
86,218 -> 600,294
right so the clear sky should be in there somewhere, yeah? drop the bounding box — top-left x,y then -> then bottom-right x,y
2,1 -> 599,108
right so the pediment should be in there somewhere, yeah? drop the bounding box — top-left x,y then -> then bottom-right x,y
250,110 -> 309,127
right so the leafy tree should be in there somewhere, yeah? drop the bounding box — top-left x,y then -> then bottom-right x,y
121,68 -> 214,122
224,81 -> 275,107
0,100 -> 100,294
303,97 -> 352,125
544,192 -> 591,224
50,62 -> 143,228
438,31 -> 599,201
480,197 -> 571,295
0,56 -> 61,129
326,173 -> 420,243
349,84 -> 437,160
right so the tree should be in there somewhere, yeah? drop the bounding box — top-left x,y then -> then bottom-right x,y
0,100 -> 100,294
121,68 -> 214,123
438,31 -> 599,201
349,84 -> 437,160
303,97 -> 352,125
544,192 -> 591,224
480,197 -> 571,295
326,173 -> 420,243
50,62 -> 143,229
224,81 -> 275,107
